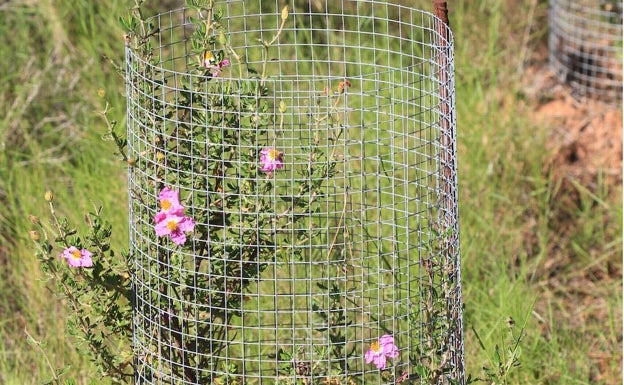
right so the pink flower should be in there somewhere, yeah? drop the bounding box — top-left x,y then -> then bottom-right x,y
212,59 -> 230,77
154,187 -> 195,245
203,51 -> 230,77
396,370 -> 409,383
154,187 -> 184,223
365,334 -> 399,370
61,246 -> 93,268
154,213 -> 195,245
259,147 -> 284,176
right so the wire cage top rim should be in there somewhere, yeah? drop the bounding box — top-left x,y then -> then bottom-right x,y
145,0 -> 455,37
550,0 -> 624,19
126,2 -> 454,83
548,0 -> 623,101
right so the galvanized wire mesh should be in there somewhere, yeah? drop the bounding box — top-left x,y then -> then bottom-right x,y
549,0 -> 623,101
125,1 -> 463,384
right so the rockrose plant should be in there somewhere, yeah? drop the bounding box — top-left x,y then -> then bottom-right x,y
29,0 -> 472,384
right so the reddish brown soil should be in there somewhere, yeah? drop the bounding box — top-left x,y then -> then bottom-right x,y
530,68 -> 622,188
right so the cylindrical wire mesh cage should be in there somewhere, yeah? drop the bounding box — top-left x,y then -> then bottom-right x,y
125,1 -> 463,384
549,0 -> 623,101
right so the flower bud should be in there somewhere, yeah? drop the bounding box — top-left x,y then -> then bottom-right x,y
29,215 -> 41,226
29,230 -> 40,241
281,6 -> 289,22
218,32 -> 227,47
338,80 -> 351,93
44,191 -> 54,202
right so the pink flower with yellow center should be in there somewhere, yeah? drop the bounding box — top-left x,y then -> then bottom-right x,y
203,51 -> 230,77
61,246 -> 93,268
155,214 -> 195,245
259,147 -> 284,176
154,187 -> 184,223
365,334 -> 399,370
154,187 -> 195,245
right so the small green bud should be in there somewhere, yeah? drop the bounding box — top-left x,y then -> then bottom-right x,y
218,32 -> 227,46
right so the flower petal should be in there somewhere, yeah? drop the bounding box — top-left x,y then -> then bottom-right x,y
169,229 -> 187,245
177,216 -> 195,232
373,354 -> 387,370
80,253 -> 93,267
364,349 -> 376,364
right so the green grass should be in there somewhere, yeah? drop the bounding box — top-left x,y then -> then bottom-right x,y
0,0 -> 621,384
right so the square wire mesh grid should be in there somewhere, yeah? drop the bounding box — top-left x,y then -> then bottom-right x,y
549,0 -> 623,101
125,1 -> 463,384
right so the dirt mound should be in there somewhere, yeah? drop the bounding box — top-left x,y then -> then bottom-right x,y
537,94 -> 622,188
524,63 -> 622,203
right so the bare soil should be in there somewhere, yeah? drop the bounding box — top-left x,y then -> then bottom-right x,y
528,65 -> 622,187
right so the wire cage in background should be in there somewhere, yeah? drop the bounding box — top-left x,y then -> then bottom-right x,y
125,1 -> 463,384
549,0 -> 623,101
